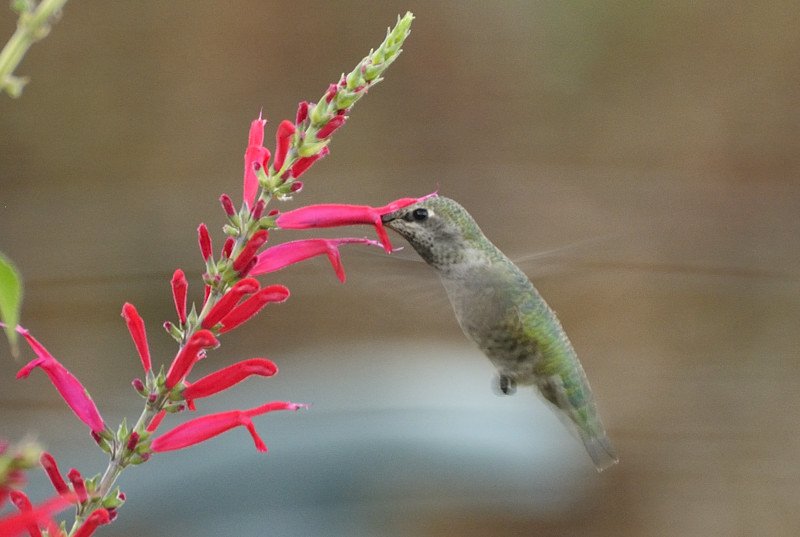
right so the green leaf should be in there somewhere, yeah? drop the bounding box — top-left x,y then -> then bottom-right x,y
0,251 -> 23,357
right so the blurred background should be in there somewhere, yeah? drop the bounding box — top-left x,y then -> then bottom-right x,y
2,1 -> 799,535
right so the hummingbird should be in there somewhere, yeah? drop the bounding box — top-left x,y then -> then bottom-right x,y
381,195 -> 618,471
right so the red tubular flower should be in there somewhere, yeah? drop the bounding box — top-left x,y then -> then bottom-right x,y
232,230 -> 269,272
198,223 -> 213,261
201,278 -> 260,330
164,330 -> 219,389
40,453 -> 69,496
0,494 -> 73,537
170,270 -> 188,325
290,145 -> 330,179
218,285 -> 290,333
121,303 -> 151,373
251,238 -> 382,282
219,194 -> 236,216
221,237 -> 235,259
73,508 -> 111,537
275,193 -> 436,254
15,327 -> 105,434
316,114 -> 346,139
150,401 -> 305,453
8,491 -> 38,537
272,120 -> 296,173
296,101 -> 309,124
183,358 -> 278,408
147,410 -> 167,433
66,469 -> 87,503
243,114 -> 271,208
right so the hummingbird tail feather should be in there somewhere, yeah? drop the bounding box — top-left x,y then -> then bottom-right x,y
582,433 -> 618,472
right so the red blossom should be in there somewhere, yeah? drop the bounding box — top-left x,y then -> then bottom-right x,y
296,101 -> 309,124
121,303 -> 151,373
73,508 -> 111,537
0,494 -> 73,537
251,237 -> 382,282
15,327 -> 105,434
219,194 -> 236,216
316,114 -> 346,139
275,193 -> 435,254
243,114 -> 271,208
164,330 -> 219,389
150,401 -> 306,453
221,237 -> 235,259
201,278 -> 260,330
198,223 -> 213,261
218,285 -> 290,333
170,270 -> 188,325
290,146 -> 330,178
272,120 -> 296,173
183,358 -> 278,408
233,230 -> 269,272
66,469 -> 87,503
40,453 -> 69,497
147,410 -> 167,433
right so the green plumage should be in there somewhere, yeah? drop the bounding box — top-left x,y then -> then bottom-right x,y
382,195 -> 618,471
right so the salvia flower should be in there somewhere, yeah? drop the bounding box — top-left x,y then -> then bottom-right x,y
150,401 -> 306,453
66,468 -> 87,503
201,278 -> 260,330
275,193 -> 436,253
121,303 -> 151,373
290,146 -> 329,179
72,508 -> 111,537
232,230 -> 269,272
218,285 -> 290,333
40,452 -> 69,497
15,327 -> 106,434
164,330 -> 219,389
272,120 -> 296,174
170,270 -> 188,325
182,358 -> 278,408
243,113 -> 271,208
0,494 -> 73,537
197,223 -> 213,261
251,237 -> 382,282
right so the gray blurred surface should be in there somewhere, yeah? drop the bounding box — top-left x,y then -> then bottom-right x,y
2,1 -> 799,536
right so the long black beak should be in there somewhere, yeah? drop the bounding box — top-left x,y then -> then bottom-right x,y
380,213 -> 397,224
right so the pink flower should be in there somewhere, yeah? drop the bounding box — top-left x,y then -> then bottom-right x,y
232,230 -> 269,272
150,401 -> 306,453
296,101 -> 309,124
251,237 -> 382,282
272,120 -> 295,173
121,303 -> 150,373
15,327 -> 105,434
316,114 -> 346,139
72,508 -> 111,537
243,113 -> 271,208
275,193 -> 436,253
170,270 -> 188,325
218,285 -> 290,333
164,330 -> 219,389
66,469 -> 87,503
40,452 -> 69,496
198,223 -> 213,261
290,146 -> 329,178
183,358 -> 278,408
0,494 -> 73,537
201,278 -> 260,330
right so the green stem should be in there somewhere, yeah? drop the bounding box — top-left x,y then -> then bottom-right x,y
0,0 -> 69,97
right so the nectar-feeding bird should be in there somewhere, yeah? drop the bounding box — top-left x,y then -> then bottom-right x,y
381,195 -> 618,471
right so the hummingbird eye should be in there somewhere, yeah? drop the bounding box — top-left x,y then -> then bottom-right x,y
411,208 -> 428,221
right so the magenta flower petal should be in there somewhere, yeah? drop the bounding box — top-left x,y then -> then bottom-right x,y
170,270 -> 188,325
243,114 -> 271,208
40,452 -> 69,496
183,358 -> 278,405
73,508 -> 111,537
272,120 -> 296,173
121,303 -> 151,374
0,495 -> 74,537
218,285 -> 290,333
66,469 -> 87,503
198,223 -> 213,262
277,203 -> 394,252
251,238 -> 382,282
233,230 -> 269,272
290,146 -> 329,178
316,114 -> 346,139
150,401 -> 305,453
201,278 -> 260,330
15,327 -> 105,434
164,330 -> 219,389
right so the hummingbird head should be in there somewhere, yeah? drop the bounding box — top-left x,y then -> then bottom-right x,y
381,195 -> 487,271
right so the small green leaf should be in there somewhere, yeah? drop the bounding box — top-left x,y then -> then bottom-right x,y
0,251 -> 23,357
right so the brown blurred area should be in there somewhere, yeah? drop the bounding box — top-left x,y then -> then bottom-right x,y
2,2 -> 799,536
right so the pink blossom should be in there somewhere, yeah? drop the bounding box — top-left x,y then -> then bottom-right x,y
221,237 -> 235,259
198,223 -> 213,261
183,358 -> 278,408
275,193 -> 436,253
201,278 -> 260,330
150,401 -> 306,453
170,270 -> 188,325
296,101 -> 309,124
316,115 -> 346,139
218,285 -> 290,333
15,327 -> 105,434
164,330 -> 219,389
219,193 -> 236,216
40,453 -> 69,496
232,230 -> 269,272
272,120 -> 295,173
243,113 -> 271,208
290,146 -> 330,178
146,410 -> 167,433
66,469 -> 87,503
0,494 -> 73,537
251,237 -> 382,282
121,303 -> 151,373
72,508 -> 111,537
